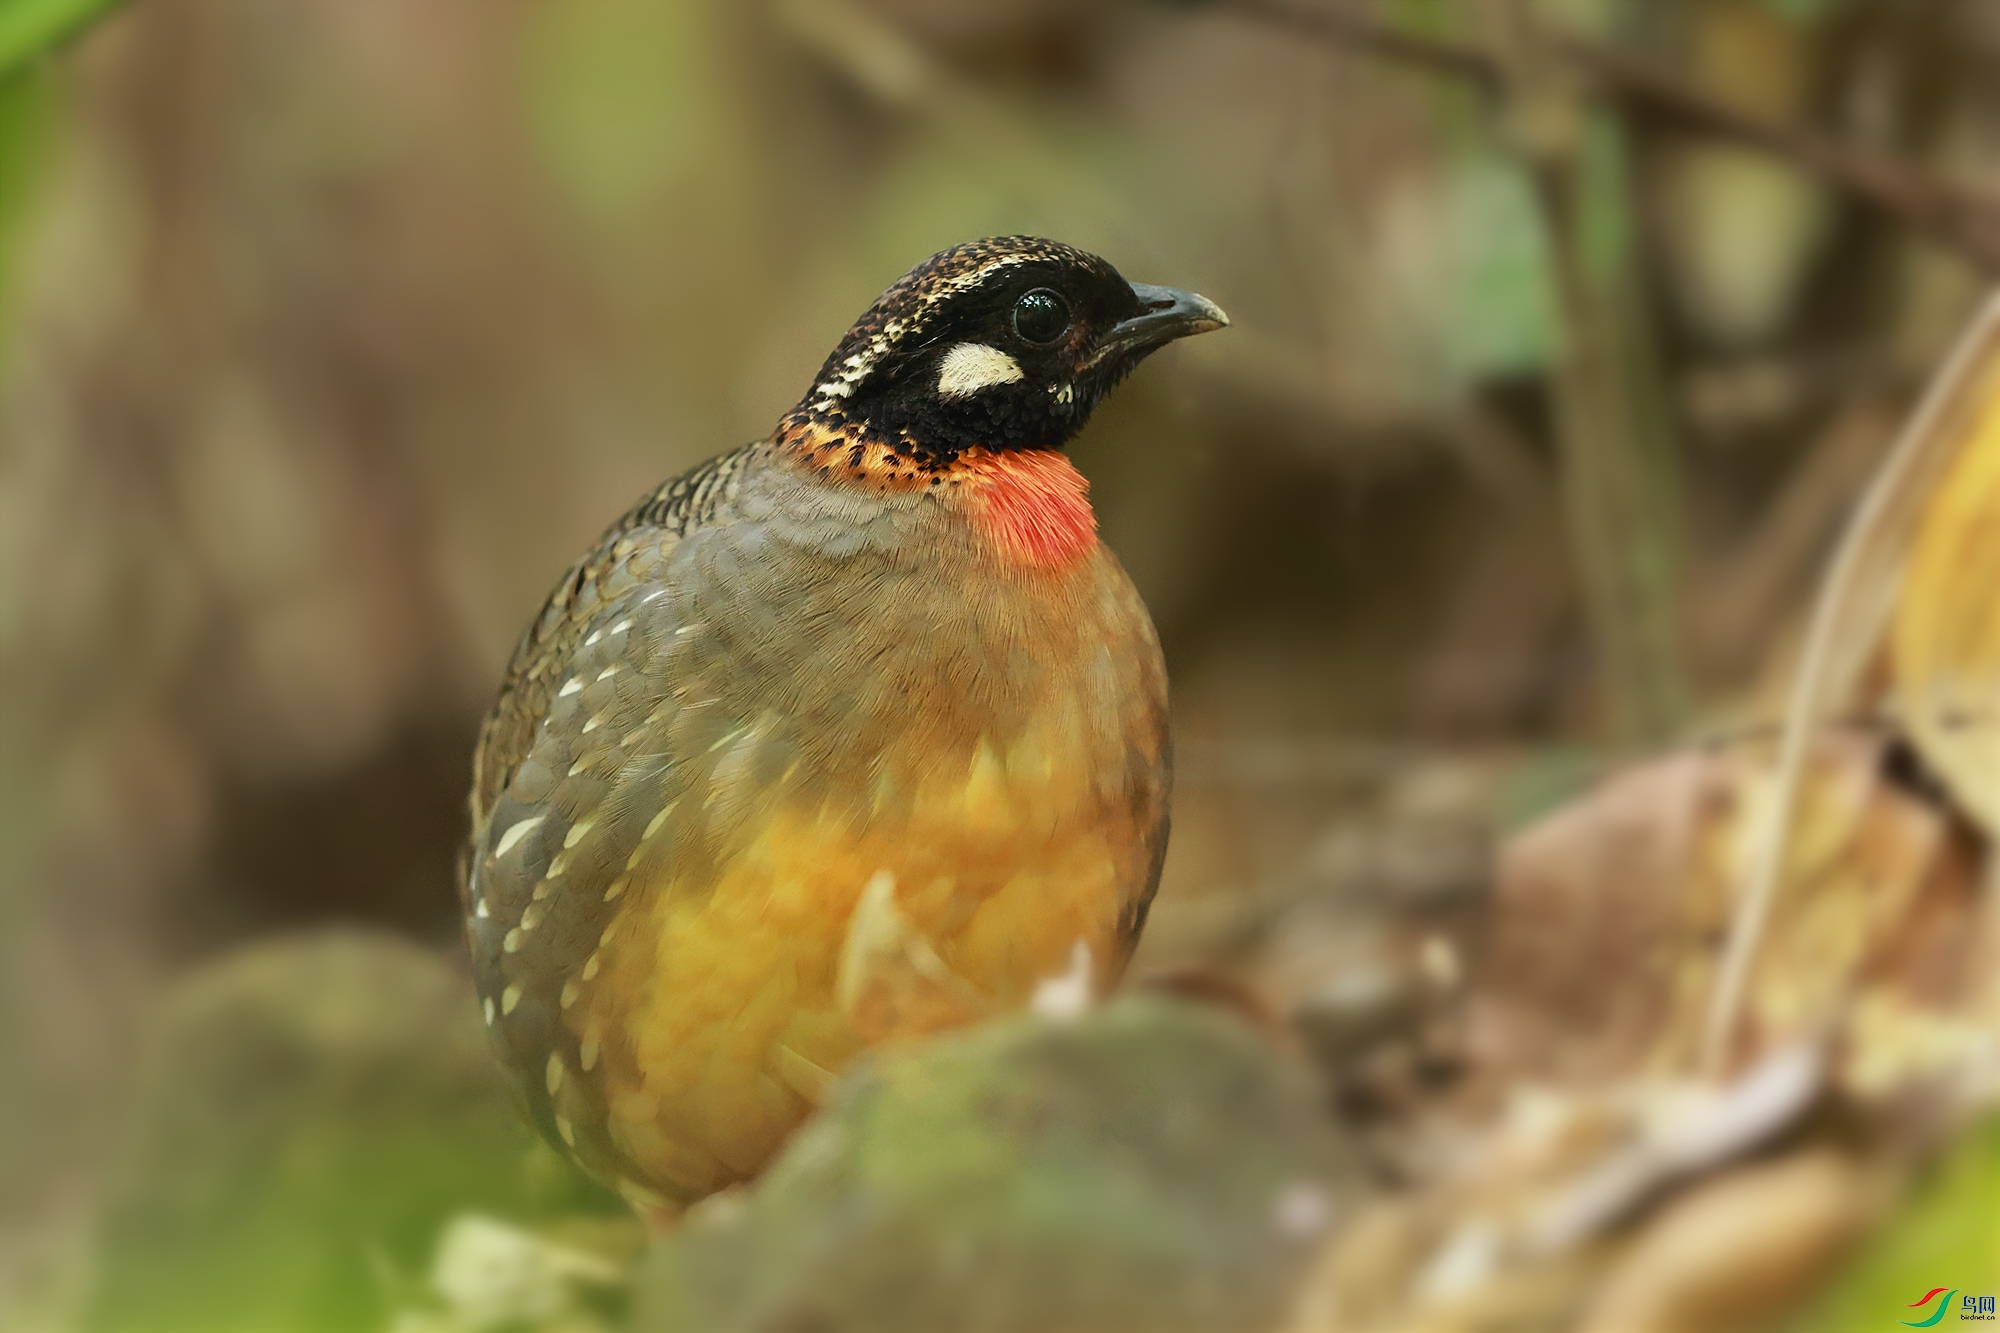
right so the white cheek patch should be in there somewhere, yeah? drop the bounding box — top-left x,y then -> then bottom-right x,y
936,342 -> 1025,397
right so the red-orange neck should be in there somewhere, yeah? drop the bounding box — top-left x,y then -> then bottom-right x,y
957,448 -> 1096,569
775,418 -> 1098,570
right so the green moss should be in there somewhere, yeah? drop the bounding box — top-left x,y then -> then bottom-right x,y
642,997 -> 1361,1333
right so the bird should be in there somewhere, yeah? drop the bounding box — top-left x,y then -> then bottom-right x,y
459,236 -> 1228,1213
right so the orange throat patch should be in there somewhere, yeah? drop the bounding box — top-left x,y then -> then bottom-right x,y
777,417 -> 1100,569
959,449 -> 1097,568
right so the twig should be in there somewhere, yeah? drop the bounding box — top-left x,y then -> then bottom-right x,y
1479,0 -> 1690,743
1237,0 -> 1501,89
1698,292 -> 2000,1076
1235,0 -> 2000,275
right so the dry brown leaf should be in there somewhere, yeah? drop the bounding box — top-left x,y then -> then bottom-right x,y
1894,312 -> 2000,834
1282,731 -> 1993,1333
1704,292 -> 2000,1078
1475,731 -> 1983,1092
1787,295 -> 2000,732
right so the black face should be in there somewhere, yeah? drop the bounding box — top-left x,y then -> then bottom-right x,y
800,237 -> 1228,464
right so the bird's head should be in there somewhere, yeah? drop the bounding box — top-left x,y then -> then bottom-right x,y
798,237 -> 1228,466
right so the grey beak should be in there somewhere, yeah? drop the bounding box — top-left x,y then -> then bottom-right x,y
1086,282 -> 1230,368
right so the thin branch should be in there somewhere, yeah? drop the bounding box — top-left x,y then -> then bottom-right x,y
1559,34 -> 2000,272
1477,0 -> 1691,743
1237,0 -> 1501,89
1236,0 -> 2000,275
1699,292 -> 2000,1075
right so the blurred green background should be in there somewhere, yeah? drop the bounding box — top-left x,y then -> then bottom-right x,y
1,0 -> 1997,1329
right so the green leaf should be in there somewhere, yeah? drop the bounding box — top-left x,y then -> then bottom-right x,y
0,0 -> 126,83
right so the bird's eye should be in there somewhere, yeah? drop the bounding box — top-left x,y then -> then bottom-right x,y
1012,288 -> 1070,345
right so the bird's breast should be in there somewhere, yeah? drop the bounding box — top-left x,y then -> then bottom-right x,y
473,454 -> 1169,1207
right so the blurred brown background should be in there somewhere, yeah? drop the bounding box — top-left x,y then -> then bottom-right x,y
2,0 -> 1997,1327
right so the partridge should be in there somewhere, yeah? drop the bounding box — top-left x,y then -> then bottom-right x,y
460,236 -> 1228,1211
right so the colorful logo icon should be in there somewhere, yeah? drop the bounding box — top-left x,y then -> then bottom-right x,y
1905,1288 -> 1959,1327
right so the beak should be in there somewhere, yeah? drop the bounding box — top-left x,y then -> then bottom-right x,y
1085,282 -> 1230,369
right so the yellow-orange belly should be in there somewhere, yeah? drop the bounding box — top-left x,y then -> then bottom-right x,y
570,727 -> 1148,1206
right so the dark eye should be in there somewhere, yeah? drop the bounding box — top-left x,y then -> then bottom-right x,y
1012,288 -> 1070,345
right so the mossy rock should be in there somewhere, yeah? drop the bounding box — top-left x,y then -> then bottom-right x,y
640,996 -> 1360,1333
85,929 -> 621,1333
